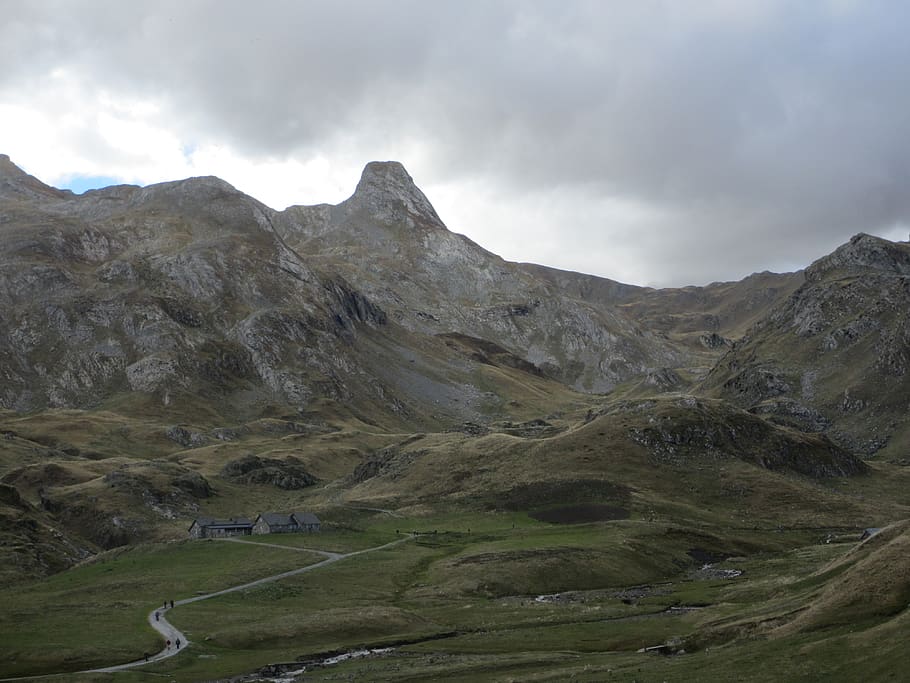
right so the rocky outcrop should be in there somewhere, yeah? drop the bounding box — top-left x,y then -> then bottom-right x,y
165,425 -> 210,448
748,398 -> 831,433
644,367 -> 684,390
0,481 -> 94,583
220,455 -> 317,490
102,464 -> 213,502
619,396 -> 865,478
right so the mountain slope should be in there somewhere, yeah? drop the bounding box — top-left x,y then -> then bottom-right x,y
701,233 -> 910,456
525,264 -> 803,349
275,162 -> 691,392
1,157 -> 593,430
0,154 -> 899,585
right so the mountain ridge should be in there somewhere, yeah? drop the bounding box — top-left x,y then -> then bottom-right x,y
1,154 -> 904,520
1,154 -> 891,418
701,232 -> 910,457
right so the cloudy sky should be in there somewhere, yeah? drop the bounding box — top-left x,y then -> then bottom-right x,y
2,1 -> 909,287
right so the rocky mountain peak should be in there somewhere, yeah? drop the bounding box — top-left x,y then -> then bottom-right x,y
347,161 -> 442,226
805,233 -> 910,282
131,175 -> 241,204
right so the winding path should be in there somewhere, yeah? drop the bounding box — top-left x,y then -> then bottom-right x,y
2,535 -> 411,680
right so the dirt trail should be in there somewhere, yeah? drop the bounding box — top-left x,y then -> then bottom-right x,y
0,535 -> 412,680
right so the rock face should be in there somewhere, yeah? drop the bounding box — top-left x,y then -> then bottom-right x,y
527,265 -> 803,349
701,234 -> 910,455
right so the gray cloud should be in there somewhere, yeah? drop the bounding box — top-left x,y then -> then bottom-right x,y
3,1 -> 910,285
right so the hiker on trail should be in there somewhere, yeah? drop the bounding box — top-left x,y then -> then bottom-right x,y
155,611 -> 159,621
176,638 -> 181,649
170,599 -> 174,608
163,600 -> 167,609
166,639 -> 171,650
144,652 -> 149,662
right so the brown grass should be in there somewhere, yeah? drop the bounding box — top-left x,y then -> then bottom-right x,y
774,519 -> 910,634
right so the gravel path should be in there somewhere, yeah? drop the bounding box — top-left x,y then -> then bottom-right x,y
1,535 -> 411,680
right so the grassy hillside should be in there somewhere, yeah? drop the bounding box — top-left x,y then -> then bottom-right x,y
3,388 -> 908,680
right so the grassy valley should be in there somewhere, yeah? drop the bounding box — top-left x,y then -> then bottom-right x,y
1,159 -> 908,681
1,494 -> 907,681
1,386 -> 908,680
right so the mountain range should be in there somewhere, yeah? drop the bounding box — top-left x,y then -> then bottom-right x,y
2,153 -> 910,681
0,151 -> 907,570
2,154 -> 905,438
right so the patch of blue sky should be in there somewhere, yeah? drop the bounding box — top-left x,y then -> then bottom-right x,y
60,174 -> 123,194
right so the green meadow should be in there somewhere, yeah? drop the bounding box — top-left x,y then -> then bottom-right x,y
2,508 -> 906,682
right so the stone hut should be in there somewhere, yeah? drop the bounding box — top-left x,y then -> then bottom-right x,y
252,511 -> 321,534
253,513 -> 297,534
293,511 -> 321,532
188,516 -> 254,539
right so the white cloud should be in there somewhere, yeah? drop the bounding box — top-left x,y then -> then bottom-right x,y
0,68 -> 184,185
2,1 -> 910,286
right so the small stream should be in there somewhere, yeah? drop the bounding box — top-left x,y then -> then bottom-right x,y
250,647 -> 396,682
244,632 -> 458,682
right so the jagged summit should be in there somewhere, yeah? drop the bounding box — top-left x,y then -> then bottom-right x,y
346,160 -> 442,226
355,161 -> 419,195
805,232 -> 910,282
